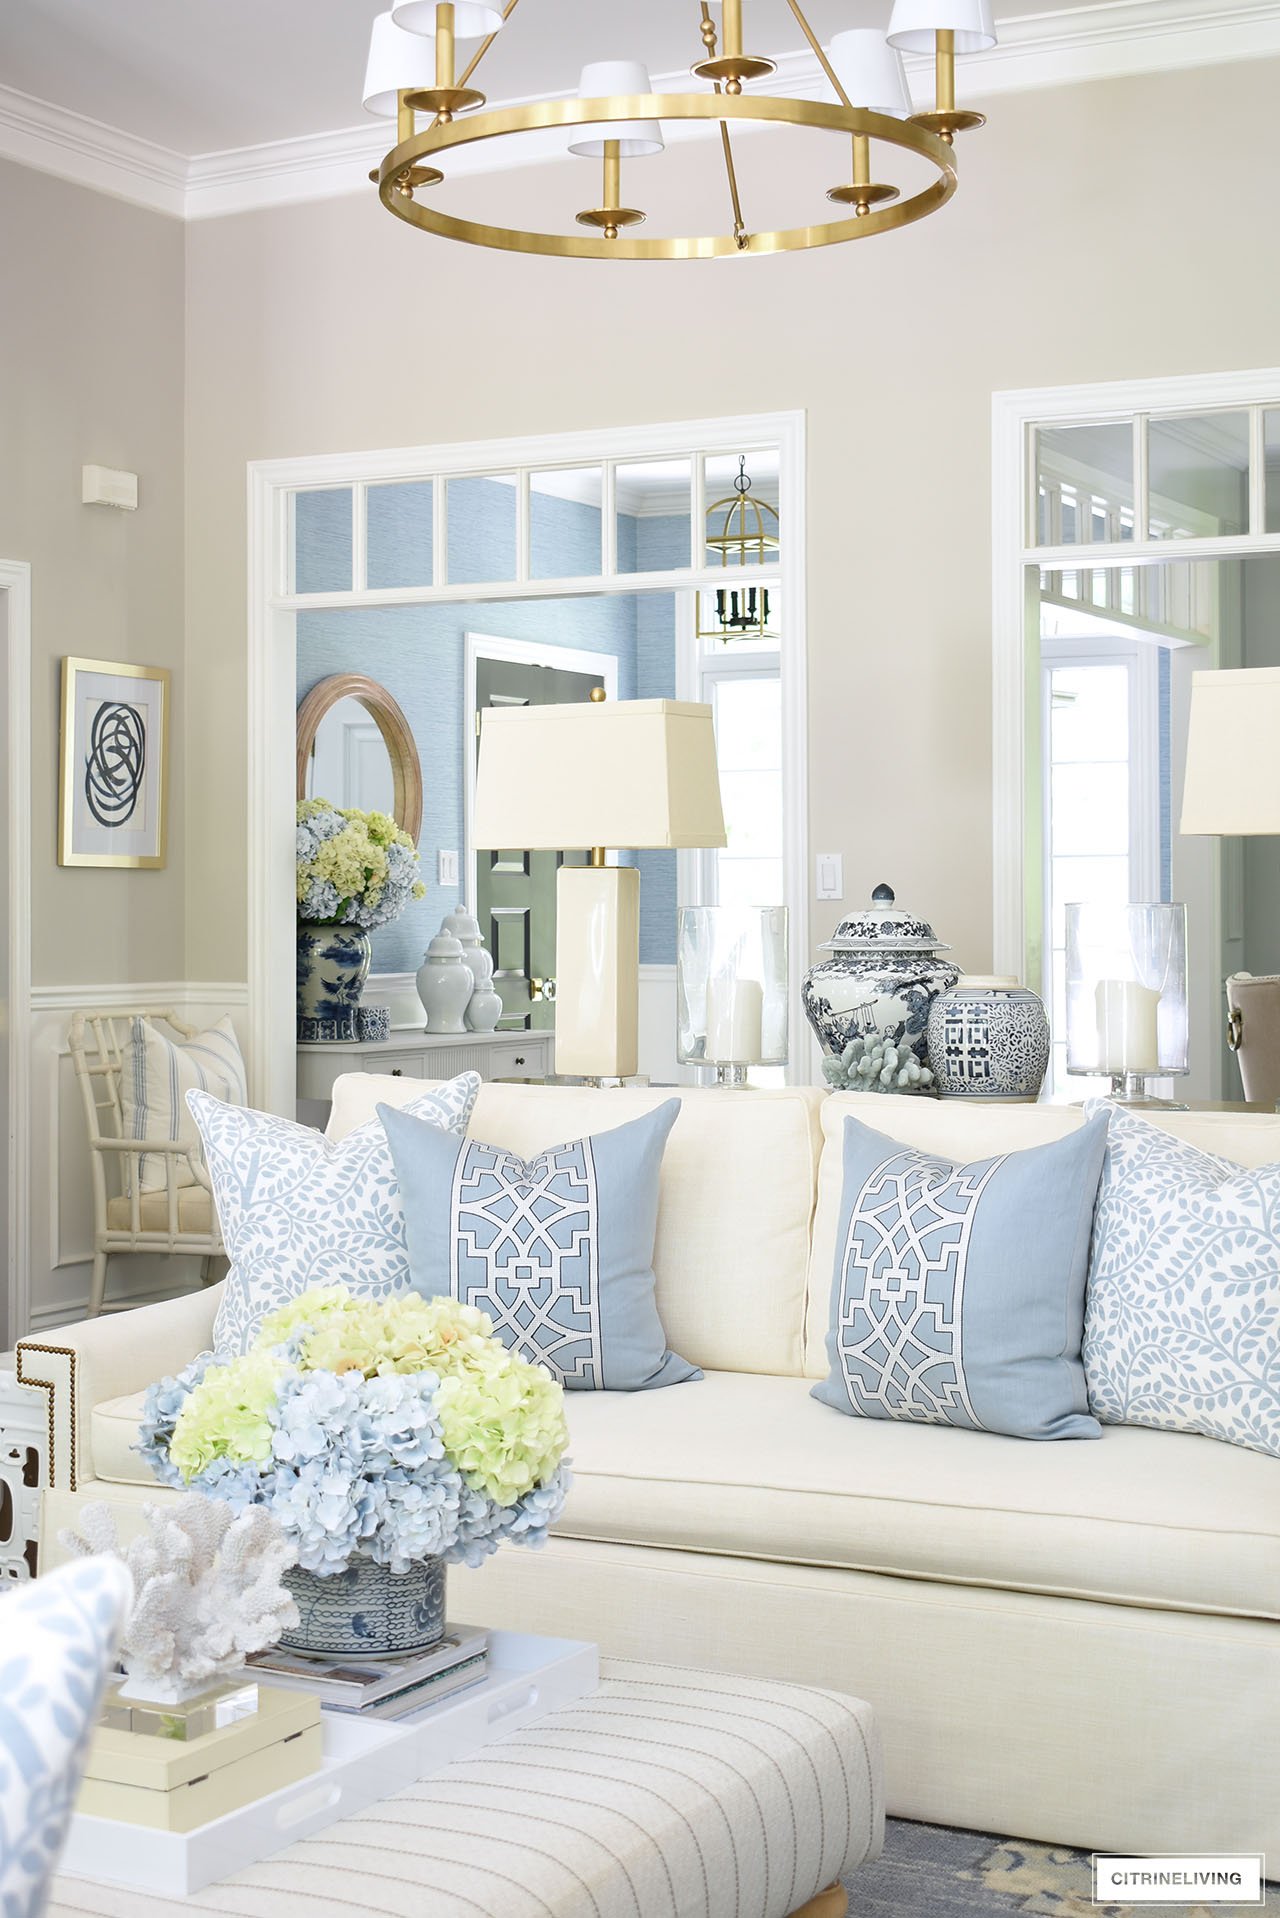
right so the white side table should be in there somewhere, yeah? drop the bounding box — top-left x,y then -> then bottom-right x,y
0,1361 -> 46,1583
297,1028 -> 555,1105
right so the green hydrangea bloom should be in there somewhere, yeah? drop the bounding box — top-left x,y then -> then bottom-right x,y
169,1350 -> 286,1480
435,1355 -> 569,1507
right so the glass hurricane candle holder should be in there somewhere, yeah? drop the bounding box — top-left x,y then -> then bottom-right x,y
677,907 -> 789,1086
1065,902 -> 1189,1106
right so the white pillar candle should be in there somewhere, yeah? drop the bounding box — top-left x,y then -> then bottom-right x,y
1095,977 -> 1160,1075
705,974 -> 764,1065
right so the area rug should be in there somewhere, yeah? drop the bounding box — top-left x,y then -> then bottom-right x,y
844,1819 -> 1270,1916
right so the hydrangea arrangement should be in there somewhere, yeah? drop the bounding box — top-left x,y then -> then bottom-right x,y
296,799 -> 426,932
138,1287 -> 570,1576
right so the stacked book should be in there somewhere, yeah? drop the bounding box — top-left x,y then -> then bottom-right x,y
248,1624 -> 489,1721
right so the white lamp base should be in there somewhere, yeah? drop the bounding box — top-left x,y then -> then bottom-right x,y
554,864 -> 640,1080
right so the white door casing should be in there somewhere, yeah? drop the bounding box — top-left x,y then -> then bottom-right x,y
0,561 -> 32,1344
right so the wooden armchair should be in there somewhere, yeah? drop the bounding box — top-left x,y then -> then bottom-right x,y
68,1011 -> 224,1317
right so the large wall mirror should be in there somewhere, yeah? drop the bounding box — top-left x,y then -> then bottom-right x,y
296,673 -> 423,842
999,381 -> 1280,1105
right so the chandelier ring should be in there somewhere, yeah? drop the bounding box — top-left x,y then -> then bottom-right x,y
378,91 -> 958,258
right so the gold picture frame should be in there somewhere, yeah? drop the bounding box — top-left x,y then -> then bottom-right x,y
59,656 -> 170,869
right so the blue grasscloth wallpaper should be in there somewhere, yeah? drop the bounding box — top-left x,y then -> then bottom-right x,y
296,483 -> 686,972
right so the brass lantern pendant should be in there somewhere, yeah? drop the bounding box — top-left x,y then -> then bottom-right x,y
698,456 -> 780,645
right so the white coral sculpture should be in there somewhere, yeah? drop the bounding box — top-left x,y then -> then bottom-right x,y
60,1494 -> 299,1700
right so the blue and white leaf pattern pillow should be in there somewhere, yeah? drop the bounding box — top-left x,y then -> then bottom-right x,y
0,1557 -> 133,1918
191,1074 -> 480,1356
1084,1103 -> 1280,1458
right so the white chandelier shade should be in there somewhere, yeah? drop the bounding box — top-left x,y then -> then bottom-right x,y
391,0 -> 506,39
828,30 -> 913,117
568,62 -> 665,159
362,10 -> 439,117
886,0 -> 997,54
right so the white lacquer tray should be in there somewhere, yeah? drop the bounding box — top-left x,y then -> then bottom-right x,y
60,1631 -> 598,1899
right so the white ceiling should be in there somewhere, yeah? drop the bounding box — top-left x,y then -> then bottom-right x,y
0,0 -> 1184,157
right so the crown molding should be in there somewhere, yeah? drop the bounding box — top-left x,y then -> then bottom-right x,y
0,82 -> 186,217
1,0 -> 1278,223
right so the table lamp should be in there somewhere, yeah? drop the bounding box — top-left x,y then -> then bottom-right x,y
1181,667 -> 1280,837
1181,666 -> 1280,1104
472,693 -> 727,1080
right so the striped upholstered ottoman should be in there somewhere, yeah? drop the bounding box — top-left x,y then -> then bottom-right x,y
51,1659 -> 882,1918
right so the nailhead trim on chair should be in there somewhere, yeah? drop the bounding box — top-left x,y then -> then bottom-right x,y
15,1345 -> 78,1493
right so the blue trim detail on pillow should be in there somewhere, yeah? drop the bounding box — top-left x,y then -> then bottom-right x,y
379,1096 -> 700,1392
812,1111 -> 1109,1441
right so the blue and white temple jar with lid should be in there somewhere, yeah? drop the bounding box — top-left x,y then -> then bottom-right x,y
802,883 -> 959,1072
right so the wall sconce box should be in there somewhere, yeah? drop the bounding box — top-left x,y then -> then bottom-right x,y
82,465 -> 138,511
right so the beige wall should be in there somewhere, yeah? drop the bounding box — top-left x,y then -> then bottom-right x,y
0,160 -> 186,985
183,57 -> 1280,988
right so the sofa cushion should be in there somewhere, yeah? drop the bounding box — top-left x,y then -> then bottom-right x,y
193,1074 -> 480,1355
804,1098 -> 1280,1378
812,1111 -> 1107,1440
1085,1103 -> 1280,1458
333,1078 -> 825,1378
92,1369 -> 1280,1619
381,1098 -> 699,1391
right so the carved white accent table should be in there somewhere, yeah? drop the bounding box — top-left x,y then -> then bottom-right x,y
0,1362 -> 46,1583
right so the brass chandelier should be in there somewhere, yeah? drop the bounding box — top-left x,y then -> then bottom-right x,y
362,2 -> 997,260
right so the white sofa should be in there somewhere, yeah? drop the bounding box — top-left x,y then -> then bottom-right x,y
22,1081 -> 1280,1870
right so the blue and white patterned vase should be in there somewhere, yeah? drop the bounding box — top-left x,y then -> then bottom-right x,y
802,883 -> 959,1074
926,976 -> 1050,1102
297,922 -> 372,1043
281,1556 -> 446,1658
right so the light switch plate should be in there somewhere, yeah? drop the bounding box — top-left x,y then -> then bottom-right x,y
816,852 -> 843,901
438,850 -> 459,886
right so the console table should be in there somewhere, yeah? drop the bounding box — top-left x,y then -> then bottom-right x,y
296,1028 -> 554,1105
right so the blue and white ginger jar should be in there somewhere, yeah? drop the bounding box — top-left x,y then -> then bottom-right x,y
802,883 -> 959,1072
281,1556 -> 446,1658
297,922 -> 372,1044
926,976 -> 1050,1102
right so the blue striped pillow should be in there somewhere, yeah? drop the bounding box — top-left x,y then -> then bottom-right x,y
121,1015 -> 248,1191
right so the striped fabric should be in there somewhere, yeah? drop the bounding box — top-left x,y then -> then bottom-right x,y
49,1659 -> 881,1918
121,1016 -> 247,1192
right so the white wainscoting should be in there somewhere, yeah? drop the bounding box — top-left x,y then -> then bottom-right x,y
26,982 -> 249,1332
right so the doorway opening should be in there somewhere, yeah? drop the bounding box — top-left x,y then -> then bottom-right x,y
251,413 -> 808,1115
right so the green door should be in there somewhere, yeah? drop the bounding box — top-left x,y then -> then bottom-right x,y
474,657 -> 606,1032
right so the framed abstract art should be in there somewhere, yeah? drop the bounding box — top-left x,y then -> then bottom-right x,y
58,657 -> 170,868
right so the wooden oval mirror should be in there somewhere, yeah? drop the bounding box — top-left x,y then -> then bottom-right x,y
296,674 -> 423,843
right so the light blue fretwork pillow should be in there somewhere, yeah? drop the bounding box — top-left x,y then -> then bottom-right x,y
813,1111 -> 1109,1440
190,1074 -> 480,1356
379,1097 -> 699,1391
0,1557 -> 134,1917
1084,1103 -> 1280,1458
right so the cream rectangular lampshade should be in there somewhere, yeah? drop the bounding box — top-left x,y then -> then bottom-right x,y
472,697 -> 726,1079
1181,668 -> 1280,836
473,699 -> 726,852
